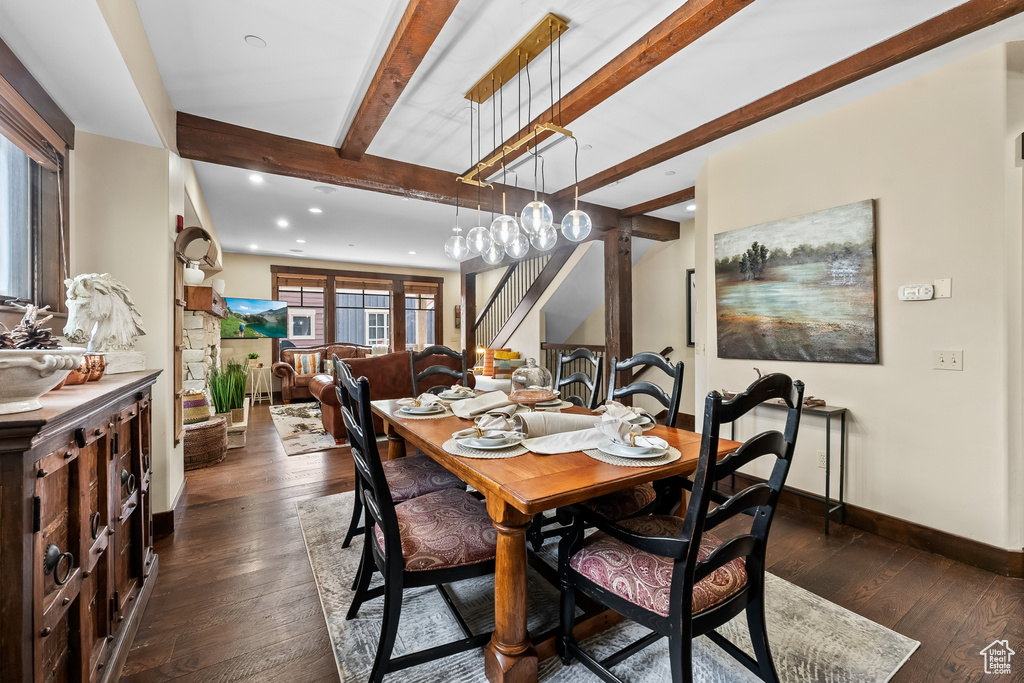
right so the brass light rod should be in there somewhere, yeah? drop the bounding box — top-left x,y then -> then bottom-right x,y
457,121 -> 573,187
464,12 -> 569,104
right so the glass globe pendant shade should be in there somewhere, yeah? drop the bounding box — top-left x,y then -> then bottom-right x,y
560,209 -> 592,242
481,240 -> 505,265
505,233 -> 530,259
466,225 -> 493,254
530,224 -> 558,251
520,200 -> 553,236
489,214 -> 519,246
444,233 -> 470,261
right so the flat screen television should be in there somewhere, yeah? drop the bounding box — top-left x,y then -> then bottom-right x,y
221,298 -> 289,339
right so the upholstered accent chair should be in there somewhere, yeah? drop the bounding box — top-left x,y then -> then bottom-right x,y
337,360 -> 496,683
557,373 -> 805,683
273,343 -> 371,402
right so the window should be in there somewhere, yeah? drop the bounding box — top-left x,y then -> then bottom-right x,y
365,310 -> 389,346
405,287 -> 437,351
0,134 -> 31,300
288,307 -> 317,340
277,279 -> 325,346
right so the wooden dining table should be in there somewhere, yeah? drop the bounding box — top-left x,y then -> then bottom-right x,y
371,399 -> 740,683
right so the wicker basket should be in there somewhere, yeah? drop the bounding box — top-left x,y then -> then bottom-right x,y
184,416 -> 228,471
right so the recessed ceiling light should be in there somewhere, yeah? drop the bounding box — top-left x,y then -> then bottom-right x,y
313,185 -> 339,194
277,219 -> 288,228
296,239 -> 306,244
402,197 -> 410,201
244,35 -> 266,48
408,251 -> 416,255
309,207 -> 322,214
686,204 -> 696,212
249,174 -> 263,184
250,243 -> 259,249
664,170 -> 676,176
348,244 -> 355,247
582,144 -> 593,151
289,249 -> 303,253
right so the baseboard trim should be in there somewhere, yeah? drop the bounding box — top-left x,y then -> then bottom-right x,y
153,478 -> 187,539
729,473 -> 1024,578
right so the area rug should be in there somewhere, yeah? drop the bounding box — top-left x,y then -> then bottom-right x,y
269,403 -> 339,456
297,491 -> 919,682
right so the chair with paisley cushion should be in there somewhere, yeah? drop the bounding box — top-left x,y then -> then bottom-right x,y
336,356 -> 466,551
410,344 -> 469,395
339,359 -> 497,683
557,373 -> 804,683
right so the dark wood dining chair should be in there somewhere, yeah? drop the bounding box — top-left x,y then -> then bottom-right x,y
335,356 -> 465,551
554,347 -> 603,410
607,351 -> 684,427
338,359 -> 497,683
410,344 -> 469,395
557,373 -> 805,683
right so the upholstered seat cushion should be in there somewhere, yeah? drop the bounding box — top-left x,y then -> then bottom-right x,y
581,482 -> 656,520
382,454 -> 465,502
569,515 -> 747,617
374,488 -> 497,571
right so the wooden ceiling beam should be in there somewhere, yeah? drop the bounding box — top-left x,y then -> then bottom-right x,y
340,0 -> 460,161
176,111 -> 678,241
621,187 -> 695,217
554,0 -> 1024,202
461,0 -> 756,178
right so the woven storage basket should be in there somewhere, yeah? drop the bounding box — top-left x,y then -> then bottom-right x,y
184,416 -> 228,470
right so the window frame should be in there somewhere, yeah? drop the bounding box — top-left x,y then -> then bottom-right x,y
364,308 -> 390,346
287,307 -> 317,340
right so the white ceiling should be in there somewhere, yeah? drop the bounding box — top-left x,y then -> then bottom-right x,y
5,1 -> 1024,267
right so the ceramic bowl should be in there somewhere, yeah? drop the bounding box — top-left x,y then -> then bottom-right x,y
0,348 -> 87,414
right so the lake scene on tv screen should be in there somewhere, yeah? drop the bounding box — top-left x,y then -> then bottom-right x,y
221,298 -> 288,338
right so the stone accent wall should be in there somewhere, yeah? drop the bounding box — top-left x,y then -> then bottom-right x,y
183,311 -> 221,393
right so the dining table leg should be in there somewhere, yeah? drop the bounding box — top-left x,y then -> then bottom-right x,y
484,498 -> 538,683
385,424 -> 406,460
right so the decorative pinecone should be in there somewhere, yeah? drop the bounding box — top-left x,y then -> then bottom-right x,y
0,324 -> 13,349
9,305 -> 60,350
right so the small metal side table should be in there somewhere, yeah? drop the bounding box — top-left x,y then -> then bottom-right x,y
251,365 -> 273,405
732,401 -> 847,534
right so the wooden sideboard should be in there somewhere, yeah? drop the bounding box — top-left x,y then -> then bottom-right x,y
0,370 -> 161,682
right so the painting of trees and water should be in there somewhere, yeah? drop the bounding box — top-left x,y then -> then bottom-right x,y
714,199 -> 878,364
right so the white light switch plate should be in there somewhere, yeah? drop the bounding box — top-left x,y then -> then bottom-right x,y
933,349 -> 963,371
934,278 -> 952,298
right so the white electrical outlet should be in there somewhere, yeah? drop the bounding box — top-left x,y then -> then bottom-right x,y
818,451 -> 826,469
933,349 -> 964,371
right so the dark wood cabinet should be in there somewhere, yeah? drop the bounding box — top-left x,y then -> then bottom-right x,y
1,371 -> 161,683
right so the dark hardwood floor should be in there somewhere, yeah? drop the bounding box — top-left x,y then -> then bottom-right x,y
122,404 -> 1023,682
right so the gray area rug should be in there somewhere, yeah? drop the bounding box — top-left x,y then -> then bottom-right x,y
297,491 -> 919,682
269,403 -> 338,456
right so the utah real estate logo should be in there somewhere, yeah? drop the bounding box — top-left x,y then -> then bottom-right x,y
980,640 -> 1015,675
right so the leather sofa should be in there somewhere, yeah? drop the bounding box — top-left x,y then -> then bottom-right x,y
309,350 -> 475,443
273,343 -> 370,403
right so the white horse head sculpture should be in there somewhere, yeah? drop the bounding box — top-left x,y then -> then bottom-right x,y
64,273 -> 146,351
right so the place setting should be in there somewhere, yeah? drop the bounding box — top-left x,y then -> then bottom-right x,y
393,392 -> 452,419
443,411 -> 528,458
584,419 -> 679,468
594,400 -> 657,430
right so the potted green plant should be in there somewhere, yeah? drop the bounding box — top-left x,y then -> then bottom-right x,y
247,351 -> 259,368
209,359 -> 249,425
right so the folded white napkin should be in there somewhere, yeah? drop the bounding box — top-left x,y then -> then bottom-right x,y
595,417 -> 669,450
454,413 -> 516,437
594,401 -> 651,422
445,383 -> 475,397
451,391 -> 514,419
477,404 -> 518,421
396,393 -> 444,408
517,412 -> 605,455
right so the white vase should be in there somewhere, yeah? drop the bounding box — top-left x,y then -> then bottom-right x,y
183,261 -> 204,286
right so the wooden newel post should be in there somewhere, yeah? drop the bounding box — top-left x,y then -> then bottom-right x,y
463,270 -> 477,366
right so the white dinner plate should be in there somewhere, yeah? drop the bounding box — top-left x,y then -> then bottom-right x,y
438,391 -> 473,400
628,415 -> 653,426
535,399 -> 562,407
458,436 -> 523,450
399,404 -> 445,415
596,439 -> 668,459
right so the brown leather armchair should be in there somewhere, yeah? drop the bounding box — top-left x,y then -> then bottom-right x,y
272,343 -> 370,403
309,350 -> 476,443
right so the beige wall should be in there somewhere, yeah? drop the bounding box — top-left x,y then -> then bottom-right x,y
694,46 -> 1021,549
70,132 -> 184,514
564,225 -> 698,416
214,253 -> 462,384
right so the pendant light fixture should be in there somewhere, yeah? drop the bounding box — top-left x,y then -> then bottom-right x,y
560,139 -> 592,242
489,75 -> 520,250
444,182 -> 470,260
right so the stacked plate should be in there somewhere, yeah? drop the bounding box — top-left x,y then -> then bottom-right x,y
457,433 -> 524,450
596,439 -> 668,459
398,404 -> 446,415
438,390 -> 473,401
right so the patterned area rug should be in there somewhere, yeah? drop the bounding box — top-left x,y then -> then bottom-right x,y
297,491 -> 919,682
268,403 -> 339,456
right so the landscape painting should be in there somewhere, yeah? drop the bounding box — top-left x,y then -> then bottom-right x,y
221,298 -> 288,339
714,199 -> 878,364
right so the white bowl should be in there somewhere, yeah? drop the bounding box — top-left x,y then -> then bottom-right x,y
0,348 -> 87,414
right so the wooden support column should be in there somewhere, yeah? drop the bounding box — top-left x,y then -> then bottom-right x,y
392,280 -> 406,352
463,272 -> 477,366
604,224 -> 633,398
